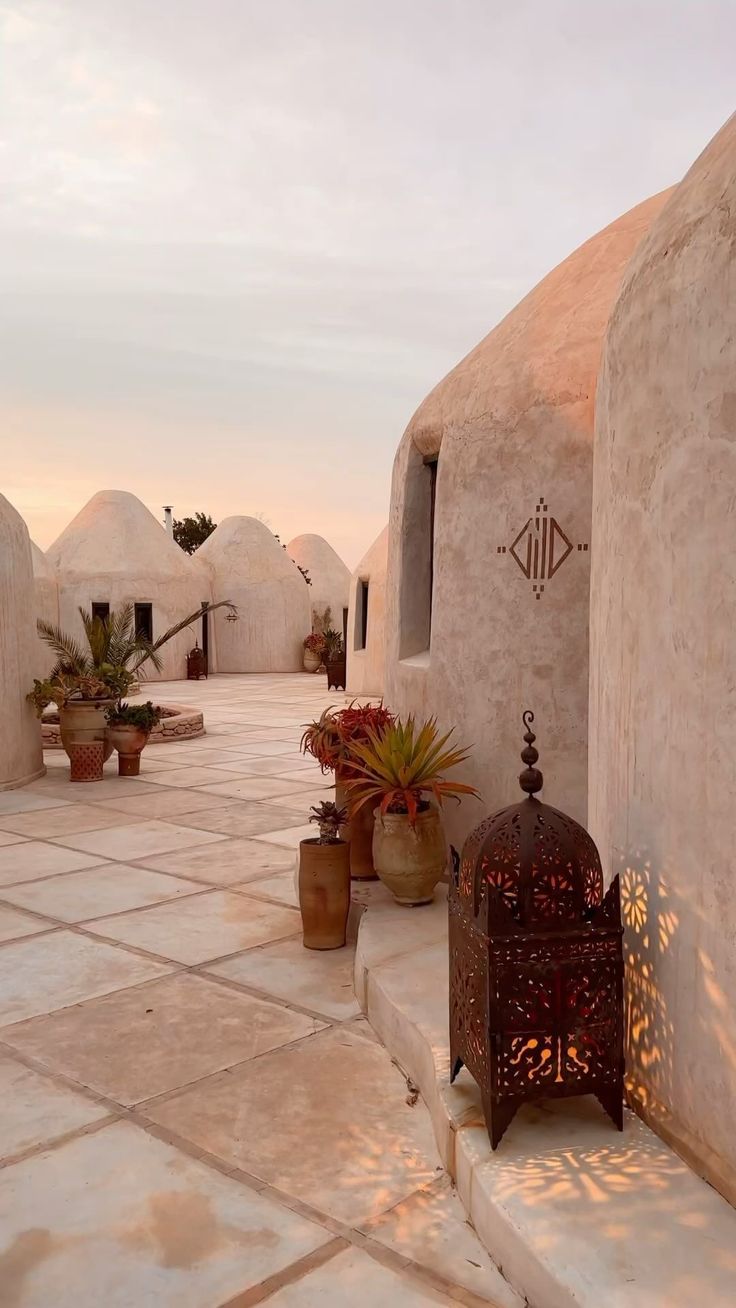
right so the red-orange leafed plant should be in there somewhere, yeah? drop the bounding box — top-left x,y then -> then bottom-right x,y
344,715 -> 480,824
300,702 -> 394,777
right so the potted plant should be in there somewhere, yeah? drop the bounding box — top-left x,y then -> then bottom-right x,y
303,631 -> 326,673
105,701 -> 162,776
298,801 -> 350,949
300,702 -> 394,879
322,627 -> 346,690
28,600 -> 235,770
345,716 -> 480,906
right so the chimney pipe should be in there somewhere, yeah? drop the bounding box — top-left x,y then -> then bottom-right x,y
163,506 -> 173,536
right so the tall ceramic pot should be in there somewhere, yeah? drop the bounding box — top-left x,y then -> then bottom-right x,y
107,725 -> 150,777
336,777 -> 377,880
298,838 -> 351,949
59,699 -> 115,764
372,806 -> 447,906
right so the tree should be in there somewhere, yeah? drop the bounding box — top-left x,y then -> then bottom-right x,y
173,512 -> 216,554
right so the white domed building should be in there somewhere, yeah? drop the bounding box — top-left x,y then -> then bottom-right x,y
385,191 -> 670,841
588,114 -> 736,1204
197,516 -> 310,672
346,526 -> 388,696
30,540 -> 59,679
0,494 -> 44,789
287,533 -> 350,637
47,490 -> 205,683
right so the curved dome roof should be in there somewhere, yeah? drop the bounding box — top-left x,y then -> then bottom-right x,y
287,534 -> 350,584
354,525 -> 388,579
197,516 -> 304,584
404,190 -> 673,461
30,540 -> 55,581
47,490 -> 194,582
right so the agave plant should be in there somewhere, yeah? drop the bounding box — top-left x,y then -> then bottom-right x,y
343,715 -> 480,823
308,800 -> 348,844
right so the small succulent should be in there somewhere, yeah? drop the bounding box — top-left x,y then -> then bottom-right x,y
308,800 -> 348,844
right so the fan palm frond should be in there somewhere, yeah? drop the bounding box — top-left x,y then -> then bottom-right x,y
130,600 -> 236,673
36,620 -> 90,675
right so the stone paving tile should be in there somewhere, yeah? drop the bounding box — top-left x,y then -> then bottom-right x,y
0,1052 -> 110,1162
0,790 -> 69,816
0,842 -> 109,887
195,776 -> 318,803
26,776 -> 165,803
0,930 -> 172,1026
362,1175 -> 522,1306
142,765 -> 256,789
221,739 -> 305,757
264,1245 -> 463,1306
263,787 -> 335,813
145,1025 -> 441,1226
3,972 -> 326,1106
237,869 -> 298,907
0,864 -> 205,923
93,790 -> 237,820
137,838 -> 297,885
0,831 -> 28,847
172,803 -> 309,838
206,755 -> 316,777
49,819 -> 226,862
0,804 -> 147,839
254,823 -> 314,850
90,889 -> 301,965
0,904 -> 54,942
0,1120 -> 331,1307
209,936 -> 361,1021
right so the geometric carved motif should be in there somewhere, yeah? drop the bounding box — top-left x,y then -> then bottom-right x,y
497,498 -> 589,599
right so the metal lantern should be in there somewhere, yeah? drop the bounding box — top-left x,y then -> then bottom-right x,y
449,711 -> 624,1148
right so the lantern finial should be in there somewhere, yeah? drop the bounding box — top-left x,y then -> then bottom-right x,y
519,709 -> 543,795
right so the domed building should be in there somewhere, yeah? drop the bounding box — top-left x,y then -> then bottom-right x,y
0,495 -> 44,789
30,540 -> 59,679
346,526 -> 388,696
47,489 -> 204,682
286,533 -> 350,636
197,516 -> 310,672
385,190 -> 671,842
588,113 -> 736,1204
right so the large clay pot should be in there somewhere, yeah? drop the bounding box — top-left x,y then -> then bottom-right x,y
336,779 -> 377,880
372,806 -> 447,906
59,699 -> 115,764
303,648 -> 323,673
298,838 -> 351,949
107,724 -> 150,777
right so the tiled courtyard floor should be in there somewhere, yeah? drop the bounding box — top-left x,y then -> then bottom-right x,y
0,674 -> 518,1308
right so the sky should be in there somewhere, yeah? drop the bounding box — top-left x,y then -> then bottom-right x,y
0,2 -> 734,567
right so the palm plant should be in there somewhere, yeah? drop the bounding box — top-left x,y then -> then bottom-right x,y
343,715 -> 480,824
28,600 -> 236,714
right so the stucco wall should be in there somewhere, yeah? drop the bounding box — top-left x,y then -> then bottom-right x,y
286,533 -> 350,636
197,517 -> 310,672
346,526 -> 388,697
0,496 -> 44,789
47,490 -> 205,684
386,192 -> 670,849
588,114 -> 736,1205
30,540 -> 60,681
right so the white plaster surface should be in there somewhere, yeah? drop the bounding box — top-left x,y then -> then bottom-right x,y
46,489 -> 205,682
346,525 -> 388,695
196,516 -> 310,671
286,532 -> 350,632
0,495 -> 44,790
30,540 -> 59,680
588,112 -> 736,1205
385,192 -> 671,847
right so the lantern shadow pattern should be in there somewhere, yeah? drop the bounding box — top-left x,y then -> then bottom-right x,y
449,712 -> 625,1149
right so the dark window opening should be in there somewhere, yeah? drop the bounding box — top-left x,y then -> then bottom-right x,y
201,600 -> 210,673
91,602 -> 110,623
356,580 -> 369,650
134,603 -> 153,644
342,606 -> 349,650
425,455 -> 439,630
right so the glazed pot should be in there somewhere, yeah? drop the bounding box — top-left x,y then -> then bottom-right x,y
298,838 -> 351,949
107,724 -> 150,777
372,806 -> 447,906
59,699 -> 115,764
335,779 -> 377,880
303,648 -> 323,673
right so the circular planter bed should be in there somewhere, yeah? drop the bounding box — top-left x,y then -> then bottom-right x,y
41,703 -> 205,749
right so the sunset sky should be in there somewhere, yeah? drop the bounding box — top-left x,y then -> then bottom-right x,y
1,0 -> 734,566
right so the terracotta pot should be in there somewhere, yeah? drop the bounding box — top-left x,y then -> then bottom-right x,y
107,724 -> 151,777
372,806 -> 447,906
298,838 -> 351,949
69,741 -> 105,783
335,779 -> 377,880
59,699 -> 115,764
303,648 -> 323,673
